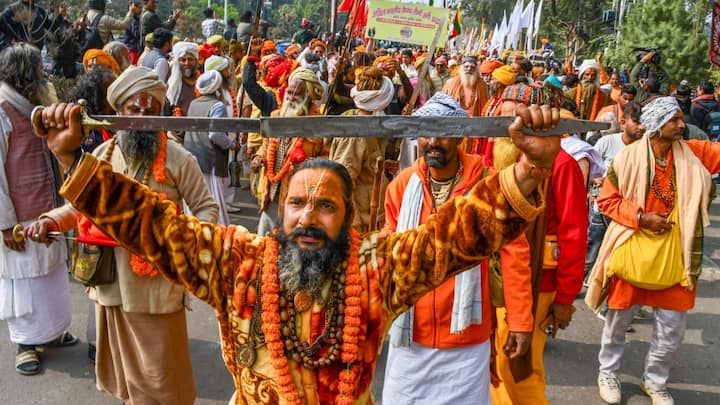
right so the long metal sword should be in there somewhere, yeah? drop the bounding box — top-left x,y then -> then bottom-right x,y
48,112 -> 610,138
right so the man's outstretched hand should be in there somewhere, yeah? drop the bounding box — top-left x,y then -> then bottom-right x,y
32,103 -> 84,169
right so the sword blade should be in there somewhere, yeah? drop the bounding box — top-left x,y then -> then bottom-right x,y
260,115 -> 610,138
86,115 -> 609,138
89,115 -> 262,133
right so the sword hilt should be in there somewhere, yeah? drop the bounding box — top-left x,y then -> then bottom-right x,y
12,224 -> 24,243
77,99 -> 113,131
30,100 -> 112,136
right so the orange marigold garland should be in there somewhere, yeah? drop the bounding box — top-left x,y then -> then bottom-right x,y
130,132 -> 168,277
265,138 -> 304,183
261,228 -> 363,404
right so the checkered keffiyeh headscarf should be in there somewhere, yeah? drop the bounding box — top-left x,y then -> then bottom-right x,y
412,92 -> 468,117
641,96 -> 680,136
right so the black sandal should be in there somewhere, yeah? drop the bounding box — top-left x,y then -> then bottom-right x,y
15,345 -> 40,376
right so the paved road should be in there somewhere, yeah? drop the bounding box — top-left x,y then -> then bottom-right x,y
1,189 -> 719,404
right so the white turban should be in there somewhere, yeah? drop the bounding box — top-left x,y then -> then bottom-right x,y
173,41 -> 199,60
577,59 -> 601,86
412,92 -> 468,117
350,76 -> 394,115
107,66 -> 167,112
167,42 -> 200,106
204,55 -> 229,72
641,96 -> 680,136
195,70 -> 223,96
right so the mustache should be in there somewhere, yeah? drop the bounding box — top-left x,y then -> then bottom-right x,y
289,226 -> 331,242
424,146 -> 448,155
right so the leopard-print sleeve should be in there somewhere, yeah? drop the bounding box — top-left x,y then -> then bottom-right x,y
60,154 -> 258,311
376,164 -> 544,316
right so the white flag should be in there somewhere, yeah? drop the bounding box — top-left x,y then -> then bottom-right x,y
534,0 -> 544,37
507,0 -> 524,50
521,0 -> 534,28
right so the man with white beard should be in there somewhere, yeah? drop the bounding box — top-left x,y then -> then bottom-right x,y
442,56 -> 488,117
243,39 -> 326,235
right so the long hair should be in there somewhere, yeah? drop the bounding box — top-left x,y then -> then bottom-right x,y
0,43 -> 47,104
68,66 -> 116,115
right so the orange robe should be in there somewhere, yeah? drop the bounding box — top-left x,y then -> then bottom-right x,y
63,153 -> 544,405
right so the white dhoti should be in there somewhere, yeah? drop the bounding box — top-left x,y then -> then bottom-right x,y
0,226 -> 71,345
201,170 -> 231,226
382,340 -> 491,404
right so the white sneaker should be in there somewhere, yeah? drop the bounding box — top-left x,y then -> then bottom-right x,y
597,373 -> 621,404
640,379 -> 674,405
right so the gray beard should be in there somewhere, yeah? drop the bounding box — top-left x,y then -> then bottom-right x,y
118,131 -> 160,163
460,71 -> 478,87
276,226 -> 349,301
182,67 -> 196,78
280,98 -> 311,117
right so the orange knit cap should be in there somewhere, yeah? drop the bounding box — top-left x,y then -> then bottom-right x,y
83,49 -> 120,75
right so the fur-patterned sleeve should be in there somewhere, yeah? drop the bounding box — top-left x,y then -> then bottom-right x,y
376,164 -> 545,316
60,154 -> 256,311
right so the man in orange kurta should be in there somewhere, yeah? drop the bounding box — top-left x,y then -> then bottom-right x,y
34,101 -> 560,404
442,56 -> 488,117
380,94 -> 533,403
587,97 -> 720,405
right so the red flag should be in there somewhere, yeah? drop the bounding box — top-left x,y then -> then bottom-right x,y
337,0 -> 355,12
711,2 -> 720,67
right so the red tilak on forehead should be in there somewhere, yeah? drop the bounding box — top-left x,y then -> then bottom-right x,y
130,93 -> 153,109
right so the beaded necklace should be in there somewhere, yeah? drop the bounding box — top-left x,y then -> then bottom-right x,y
260,229 -> 363,404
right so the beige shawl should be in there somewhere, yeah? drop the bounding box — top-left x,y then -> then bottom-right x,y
585,135 -> 711,310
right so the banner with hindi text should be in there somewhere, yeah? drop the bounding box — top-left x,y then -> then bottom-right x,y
365,0 -> 448,47
711,1 -> 720,68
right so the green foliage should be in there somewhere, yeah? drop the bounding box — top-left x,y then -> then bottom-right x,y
271,0 -> 325,39
611,0 -> 710,84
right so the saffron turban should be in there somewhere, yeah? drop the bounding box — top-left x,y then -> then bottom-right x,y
480,59 -> 504,74
373,55 -> 393,68
414,56 -> 427,70
641,96 -> 680,136
107,66 -> 167,112
173,41 -> 198,60
205,55 -> 229,72
83,49 -> 120,75
261,39 -> 277,57
309,39 -> 325,50
288,68 -> 323,100
285,43 -> 301,57
413,92 -> 468,117
196,70 -> 223,95
350,76 -> 394,114
492,65 -> 517,86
